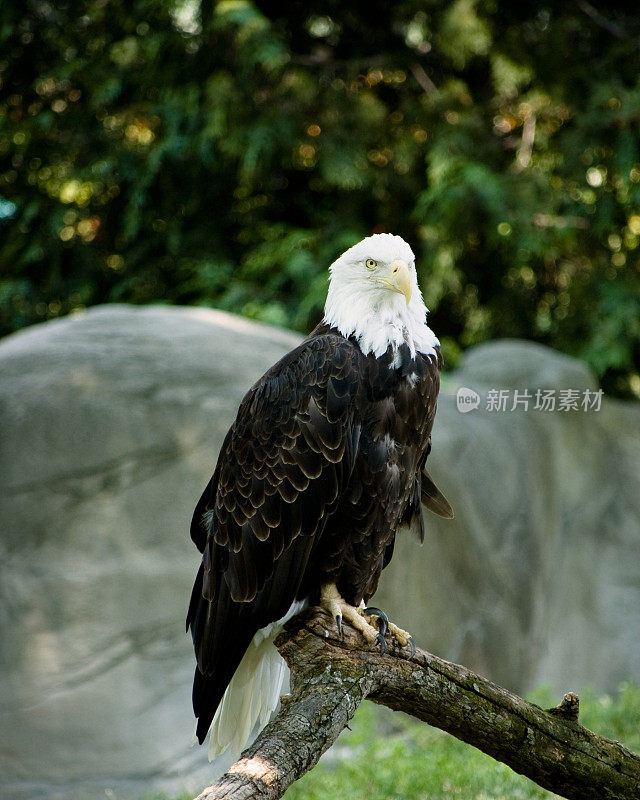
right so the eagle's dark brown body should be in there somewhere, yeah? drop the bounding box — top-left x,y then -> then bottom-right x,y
187,322 -> 442,744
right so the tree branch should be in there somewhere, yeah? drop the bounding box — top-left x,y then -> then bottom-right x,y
574,1 -> 628,39
409,62 -> 439,96
194,610 -> 640,800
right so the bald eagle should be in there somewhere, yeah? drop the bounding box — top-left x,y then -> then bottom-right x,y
187,233 -> 453,759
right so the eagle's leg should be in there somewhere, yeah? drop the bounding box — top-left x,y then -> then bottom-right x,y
320,583 -> 386,651
362,606 -> 416,656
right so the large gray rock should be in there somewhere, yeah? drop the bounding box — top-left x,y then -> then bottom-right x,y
1,306 -> 639,799
0,306 -> 300,800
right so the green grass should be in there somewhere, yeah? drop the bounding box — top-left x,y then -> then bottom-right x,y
283,683 -> 640,800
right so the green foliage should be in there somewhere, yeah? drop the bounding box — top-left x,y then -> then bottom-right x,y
1,2 -> 639,395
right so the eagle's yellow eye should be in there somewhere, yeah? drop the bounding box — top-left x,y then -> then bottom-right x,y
365,259 -> 377,269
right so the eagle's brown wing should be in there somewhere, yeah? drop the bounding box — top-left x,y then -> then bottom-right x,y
186,334 -> 362,743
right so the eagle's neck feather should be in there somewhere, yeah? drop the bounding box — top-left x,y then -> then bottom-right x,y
323,279 -> 439,361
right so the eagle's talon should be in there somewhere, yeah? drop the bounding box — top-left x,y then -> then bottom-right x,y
363,607 -> 389,623
375,632 -> 387,654
336,614 -> 343,636
362,605 -> 413,649
385,619 -> 412,648
362,606 -> 389,636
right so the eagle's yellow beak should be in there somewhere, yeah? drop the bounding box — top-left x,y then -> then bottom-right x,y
380,259 -> 412,305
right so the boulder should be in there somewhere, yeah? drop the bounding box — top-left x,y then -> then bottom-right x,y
1,306 -> 638,799
0,305 -> 300,799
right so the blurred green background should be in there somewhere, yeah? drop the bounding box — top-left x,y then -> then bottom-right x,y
1,0 -> 639,398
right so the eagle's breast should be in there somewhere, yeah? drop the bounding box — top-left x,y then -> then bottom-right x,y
306,338 -> 440,606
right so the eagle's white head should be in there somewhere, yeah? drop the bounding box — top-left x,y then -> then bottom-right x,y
323,233 -> 439,359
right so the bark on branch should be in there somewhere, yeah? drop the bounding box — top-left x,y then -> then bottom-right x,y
194,609 -> 640,800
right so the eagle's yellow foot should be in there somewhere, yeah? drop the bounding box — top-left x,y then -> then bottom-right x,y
320,584 -> 386,651
361,606 -> 417,656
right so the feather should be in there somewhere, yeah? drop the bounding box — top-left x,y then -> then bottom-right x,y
421,470 -> 455,519
205,599 -> 306,761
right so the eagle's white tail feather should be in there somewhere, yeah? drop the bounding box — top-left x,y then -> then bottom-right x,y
205,600 -> 306,761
